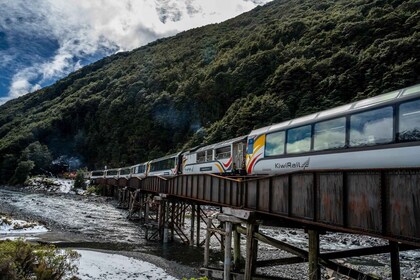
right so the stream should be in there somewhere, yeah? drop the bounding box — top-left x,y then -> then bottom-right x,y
0,187 -> 202,279
1,187 -> 420,279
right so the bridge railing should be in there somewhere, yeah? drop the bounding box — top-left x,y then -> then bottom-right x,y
94,168 -> 420,245
168,174 -> 243,207
140,175 -> 168,193
241,168 -> 420,244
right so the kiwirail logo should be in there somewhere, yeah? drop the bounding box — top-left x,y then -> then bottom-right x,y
274,158 -> 310,169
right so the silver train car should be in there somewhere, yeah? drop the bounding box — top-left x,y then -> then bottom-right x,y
183,136 -> 247,175
246,84 -> 420,174
147,152 -> 183,177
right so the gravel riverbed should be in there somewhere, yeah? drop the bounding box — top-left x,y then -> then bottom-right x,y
1,186 -> 419,279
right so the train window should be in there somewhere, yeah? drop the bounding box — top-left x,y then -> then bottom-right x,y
286,125 -> 312,154
265,131 -> 285,156
135,165 -> 144,174
215,146 -> 231,159
107,170 -> 118,176
399,99 -> 420,141
92,171 -> 103,177
197,152 -> 206,163
314,117 -> 346,151
120,168 -> 130,175
247,138 -> 254,154
205,150 -> 213,161
350,106 -> 393,147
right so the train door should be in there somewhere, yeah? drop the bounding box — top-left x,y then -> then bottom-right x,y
232,141 -> 246,173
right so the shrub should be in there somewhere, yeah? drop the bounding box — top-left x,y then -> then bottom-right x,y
9,160 -> 35,185
73,170 -> 87,190
86,185 -> 102,195
0,239 -> 79,280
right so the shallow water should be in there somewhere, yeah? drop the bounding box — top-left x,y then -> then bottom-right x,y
0,188 -> 204,267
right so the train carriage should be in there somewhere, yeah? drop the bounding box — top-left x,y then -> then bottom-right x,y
246,84 -> 420,175
90,170 -> 105,179
183,136 -> 247,174
148,153 -> 183,177
118,167 -> 131,179
130,162 -> 148,178
104,168 -> 119,179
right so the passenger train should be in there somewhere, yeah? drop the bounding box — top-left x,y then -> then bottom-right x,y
90,84 -> 420,179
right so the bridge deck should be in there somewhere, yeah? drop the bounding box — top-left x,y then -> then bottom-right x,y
95,168 -> 420,246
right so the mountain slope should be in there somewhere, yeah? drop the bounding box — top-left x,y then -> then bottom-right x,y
0,0 -> 419,180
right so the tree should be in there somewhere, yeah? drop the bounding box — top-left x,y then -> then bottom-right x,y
9,160 -> 35,185
74,169 -> 87,189
20,142 -> 53,175
0,154 -> 18,184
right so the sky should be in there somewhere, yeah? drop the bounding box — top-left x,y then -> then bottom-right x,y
0,0 -> 272,105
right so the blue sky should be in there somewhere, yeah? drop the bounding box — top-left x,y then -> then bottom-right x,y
0,0 -> 271,105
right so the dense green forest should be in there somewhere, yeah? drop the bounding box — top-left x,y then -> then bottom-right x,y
0,0 -> 419,183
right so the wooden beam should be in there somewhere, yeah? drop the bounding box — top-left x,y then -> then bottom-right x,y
320,258 -> 380,280
217,214 -> 245,224
256,256 -> 305,267
240,227 -> 308,260
233,225 -> 241,270
190,204 -> 195,246
196,204 -> 201,247
390,241 -> 400,280
308,230 -> 320,280
244,223 -> 259,280
224,222 -> 232,280
222,207 -> 255,221
200,267 -> 295,280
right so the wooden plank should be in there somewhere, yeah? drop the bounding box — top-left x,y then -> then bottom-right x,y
291,173 -> 314,219
198,175 -> 204,200
308,230 -> 320,280
222,208 -> 255,221
390,241 -> 400,280
347,172 -> 382,232
246,180 -> 258,209
387,172 -> 420,239
320,258 -> 379,280
258,178 -> 271,212
317,173 -> 343,225
204,218 -> 212,269
271,176 -> 289,215
244,223 -> 258,280
256,257 -> 305,267
224,222 -> 232,280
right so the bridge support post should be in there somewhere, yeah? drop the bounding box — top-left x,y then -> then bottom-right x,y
308,230 -> 320,280
244,223 -> 259,280
224,222 -> 232,280
190,203 -> 195,246
233,225 -> 241,271
390,241 -> 400,280
204,218 -> 212,271
196,204 -> 201,247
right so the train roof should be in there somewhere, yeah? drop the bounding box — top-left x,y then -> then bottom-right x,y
131,162 -> 148,167
149,152 -> 182,163
194,135 -> 247,153
249,84 -> 420,136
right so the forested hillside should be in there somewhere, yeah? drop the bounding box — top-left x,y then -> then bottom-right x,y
0,0 -> 419,182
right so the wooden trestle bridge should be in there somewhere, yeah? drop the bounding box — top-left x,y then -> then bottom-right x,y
92,168 -> 420,280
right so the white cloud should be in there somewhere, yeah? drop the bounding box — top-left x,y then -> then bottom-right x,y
0,0 -> 272,104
